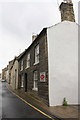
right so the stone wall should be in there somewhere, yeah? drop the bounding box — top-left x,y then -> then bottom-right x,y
59,2 -> 75,22
18,28 -> 49,104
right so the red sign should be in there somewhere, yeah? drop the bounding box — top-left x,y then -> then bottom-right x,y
40,75 -> 45,79
40,72 -> 46,82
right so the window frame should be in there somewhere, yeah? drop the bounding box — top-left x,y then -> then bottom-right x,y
20,60 -> 23,71
32,71 -> 38,91
26,53 -> 30,69
34,44 -> 39,64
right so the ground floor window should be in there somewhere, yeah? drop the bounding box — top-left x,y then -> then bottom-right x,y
21,74 -> 24,88
32,71 -> 38,91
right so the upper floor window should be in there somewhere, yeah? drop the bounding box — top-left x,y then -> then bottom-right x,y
26,53 -> 30,68
35,44 -> 39,64
20,60 -> 23,71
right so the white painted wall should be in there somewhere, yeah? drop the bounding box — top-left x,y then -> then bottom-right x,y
47,21 -> 78,106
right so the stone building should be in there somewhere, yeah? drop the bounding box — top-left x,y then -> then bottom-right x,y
10,51 -> 26,90
17,1 -> 78,106
2,67 -> 7,80
6,65 -> 9,83
0,73 -> 1,79
6,60 -> 14,84
18,28 -> 49,104
10,57 -> 18,90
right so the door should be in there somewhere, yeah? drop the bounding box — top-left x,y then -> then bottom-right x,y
25,73 -> 27,92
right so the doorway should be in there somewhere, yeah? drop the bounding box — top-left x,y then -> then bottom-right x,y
25,73 -> 27,92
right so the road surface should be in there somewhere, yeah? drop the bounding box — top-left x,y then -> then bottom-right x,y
1,81 -> 51,119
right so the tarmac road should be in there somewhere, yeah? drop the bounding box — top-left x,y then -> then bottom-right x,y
1,81 -> 51,120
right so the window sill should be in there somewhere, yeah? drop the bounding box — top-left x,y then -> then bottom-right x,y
33,62 -> 39,66
32,88 -> 38,91
25,66 -> 30,69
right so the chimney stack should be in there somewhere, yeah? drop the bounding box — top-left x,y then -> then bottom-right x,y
32,34 -> 38,42
59,0 -> 75,22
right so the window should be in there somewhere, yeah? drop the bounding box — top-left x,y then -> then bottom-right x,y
34,44 -> 39,64
21,75 -> 24,88
33,71 -> 38,91
26,53 -> 30,68
20,60 -> 23,71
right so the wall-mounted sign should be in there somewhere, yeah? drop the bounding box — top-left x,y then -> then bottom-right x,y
40,72 -> 46,82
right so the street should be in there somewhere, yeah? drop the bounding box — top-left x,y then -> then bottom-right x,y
1,81 -> 52,119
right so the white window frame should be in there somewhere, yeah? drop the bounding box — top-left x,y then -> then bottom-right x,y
26,53 -> 30,69
32,71 -> 38,91
20,60 -> 23,71
34,44 -> 39,64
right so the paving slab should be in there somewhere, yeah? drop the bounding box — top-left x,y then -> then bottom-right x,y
48,106 -> 79,118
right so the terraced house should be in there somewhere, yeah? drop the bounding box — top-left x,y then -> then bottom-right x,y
18,1 -> 78,106
18,29 -> 49,104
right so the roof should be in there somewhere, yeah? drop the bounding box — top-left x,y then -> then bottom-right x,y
16,21 -> 79,61
17,28 -> 47,61
17,49 -> 27,60
47,21 -> 78,29
9,59 -> 14,64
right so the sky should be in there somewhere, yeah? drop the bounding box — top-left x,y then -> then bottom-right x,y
0,0 -> 79,73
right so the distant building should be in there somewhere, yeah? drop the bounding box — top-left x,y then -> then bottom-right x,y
10,52 -> 26,90
2,67 -> 7,80
8,60 -> 14,84
6,65 -> 9,83
0,73 -> 1,79
10,58 -> 19,90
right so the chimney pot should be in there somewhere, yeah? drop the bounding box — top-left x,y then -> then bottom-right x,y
32,34 -> 38,42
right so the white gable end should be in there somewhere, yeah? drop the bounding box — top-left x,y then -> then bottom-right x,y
47,21 -> 78,106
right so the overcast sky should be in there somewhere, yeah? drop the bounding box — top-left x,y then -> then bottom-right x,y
0,0 -> 79,73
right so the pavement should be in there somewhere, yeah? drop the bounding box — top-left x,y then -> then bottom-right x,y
7,83 -> 80,120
